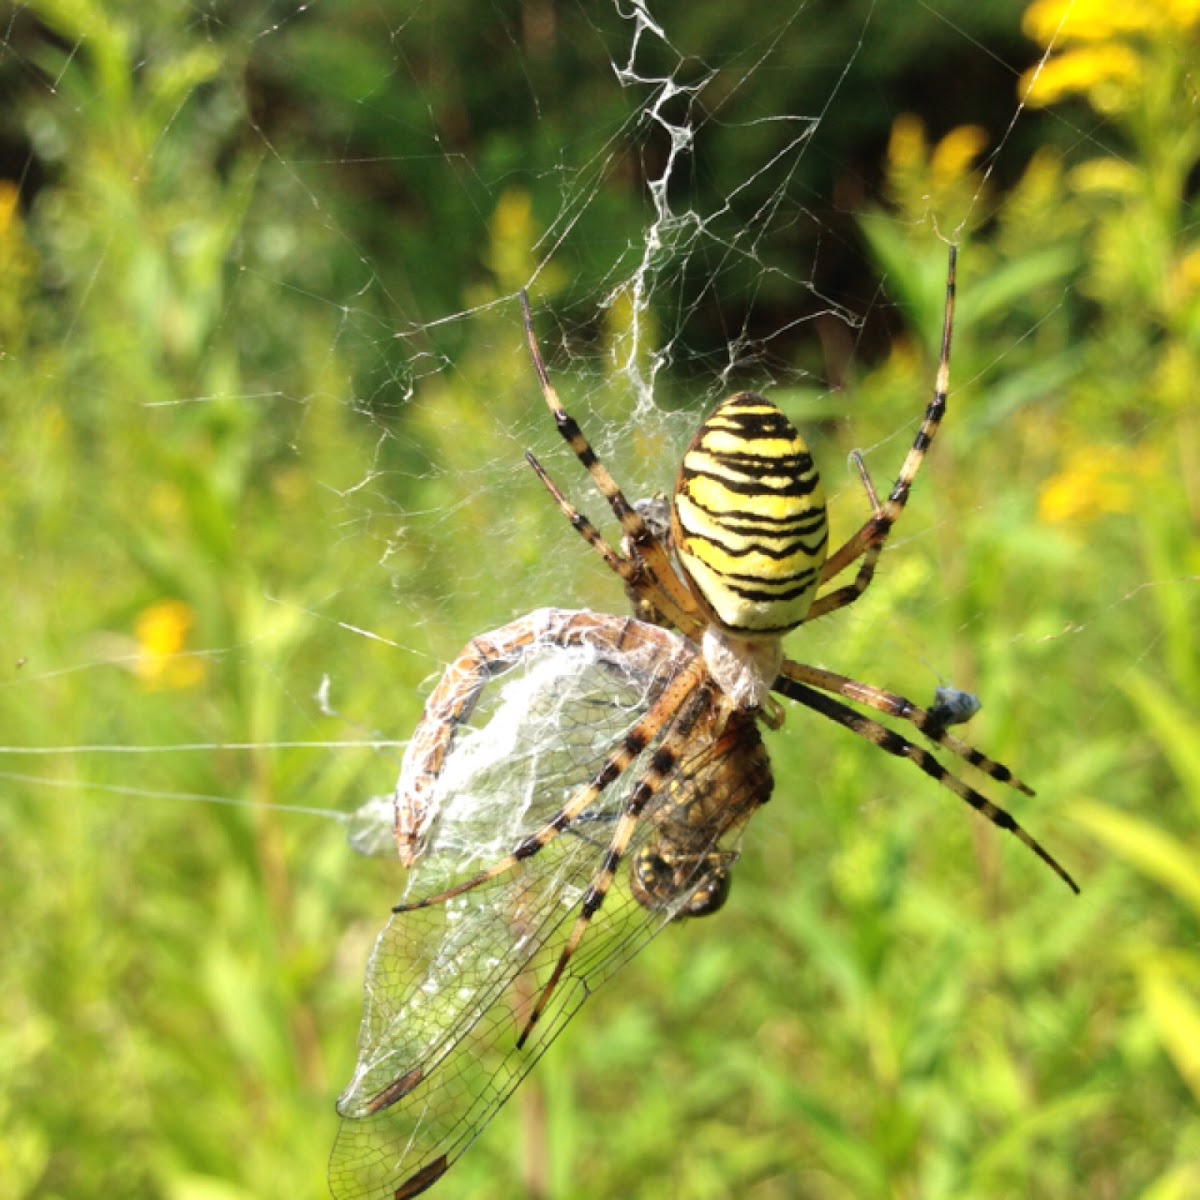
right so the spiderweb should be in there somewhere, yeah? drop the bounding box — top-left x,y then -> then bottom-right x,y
2,1 -> 1195,1198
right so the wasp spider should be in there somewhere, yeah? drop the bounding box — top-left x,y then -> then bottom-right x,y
330,246 -> 1077,1200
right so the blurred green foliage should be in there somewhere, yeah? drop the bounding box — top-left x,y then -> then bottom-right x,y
1,1 -> 1198,1198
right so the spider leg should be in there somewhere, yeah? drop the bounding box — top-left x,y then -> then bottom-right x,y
778,660 -> 1034,796
806,244 -> 957,623
516,681 -> 718,1047
848,449 -> 882,513
525,452 -> 701,637
520,290 -> 696,620
395,651 -> 710,913
806,453 -> 886,621
396,609 -> 686,866
772,673 -> 1079,894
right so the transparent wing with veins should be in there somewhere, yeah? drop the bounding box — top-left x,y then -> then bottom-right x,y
330,612 -> 749,1200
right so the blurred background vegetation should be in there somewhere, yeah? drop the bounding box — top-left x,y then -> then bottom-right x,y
1,0 -> 1198,1197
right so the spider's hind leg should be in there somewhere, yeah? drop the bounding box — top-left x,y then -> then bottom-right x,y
779,660 -> 1035,796
772,672 -> 1079,894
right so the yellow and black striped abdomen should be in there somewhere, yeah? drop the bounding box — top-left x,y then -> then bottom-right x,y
671,392 -> 827,637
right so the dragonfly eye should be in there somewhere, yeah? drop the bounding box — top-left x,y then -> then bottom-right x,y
630,844 -> 734,918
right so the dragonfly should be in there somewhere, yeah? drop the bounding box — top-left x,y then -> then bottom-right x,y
330,608 -> 768,1199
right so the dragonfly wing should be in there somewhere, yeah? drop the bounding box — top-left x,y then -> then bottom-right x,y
330,831 -> 696,1198
331,626 -> 699,1199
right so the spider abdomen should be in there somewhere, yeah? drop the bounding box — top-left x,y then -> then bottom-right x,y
671,392 -> 828,636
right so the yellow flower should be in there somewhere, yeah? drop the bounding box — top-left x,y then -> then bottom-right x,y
1021,44 -> 1142,111
1021,0 -> 1200,110
1037,443 -> 1159,524
1163,0 -> 1200,27
887,116 -> 986,188
883,116 -> 989,227
0,181 -> 17,234
479,187 -> 565,298
1024,0 -> 1200,44
1068,157 -> 1141,196
133,600 -> 206,690
887,114 -> 927,173
931,125 -> 988,190
1172,247 -> 1200,297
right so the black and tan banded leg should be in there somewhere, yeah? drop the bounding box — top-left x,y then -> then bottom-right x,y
806,244 -> 957,622
519,290 -> 697,623
396,649 -> 711,912
772,672 -> 1079,894
395,609 -> 686,866
515,679 -> 719,1047
778,659 -> 1034,796
524,450 -> 701,638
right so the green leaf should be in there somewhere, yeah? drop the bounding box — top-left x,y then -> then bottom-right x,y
1123,671 -> 1200,812
1141,960 -> 1200,1103
1138,1161 -> 1200,1200
1073,800 -> 1200,917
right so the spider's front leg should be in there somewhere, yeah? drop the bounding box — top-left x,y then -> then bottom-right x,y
524,451 -> 699,638
520,290 -> 699,627
806,244 -> 958,623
